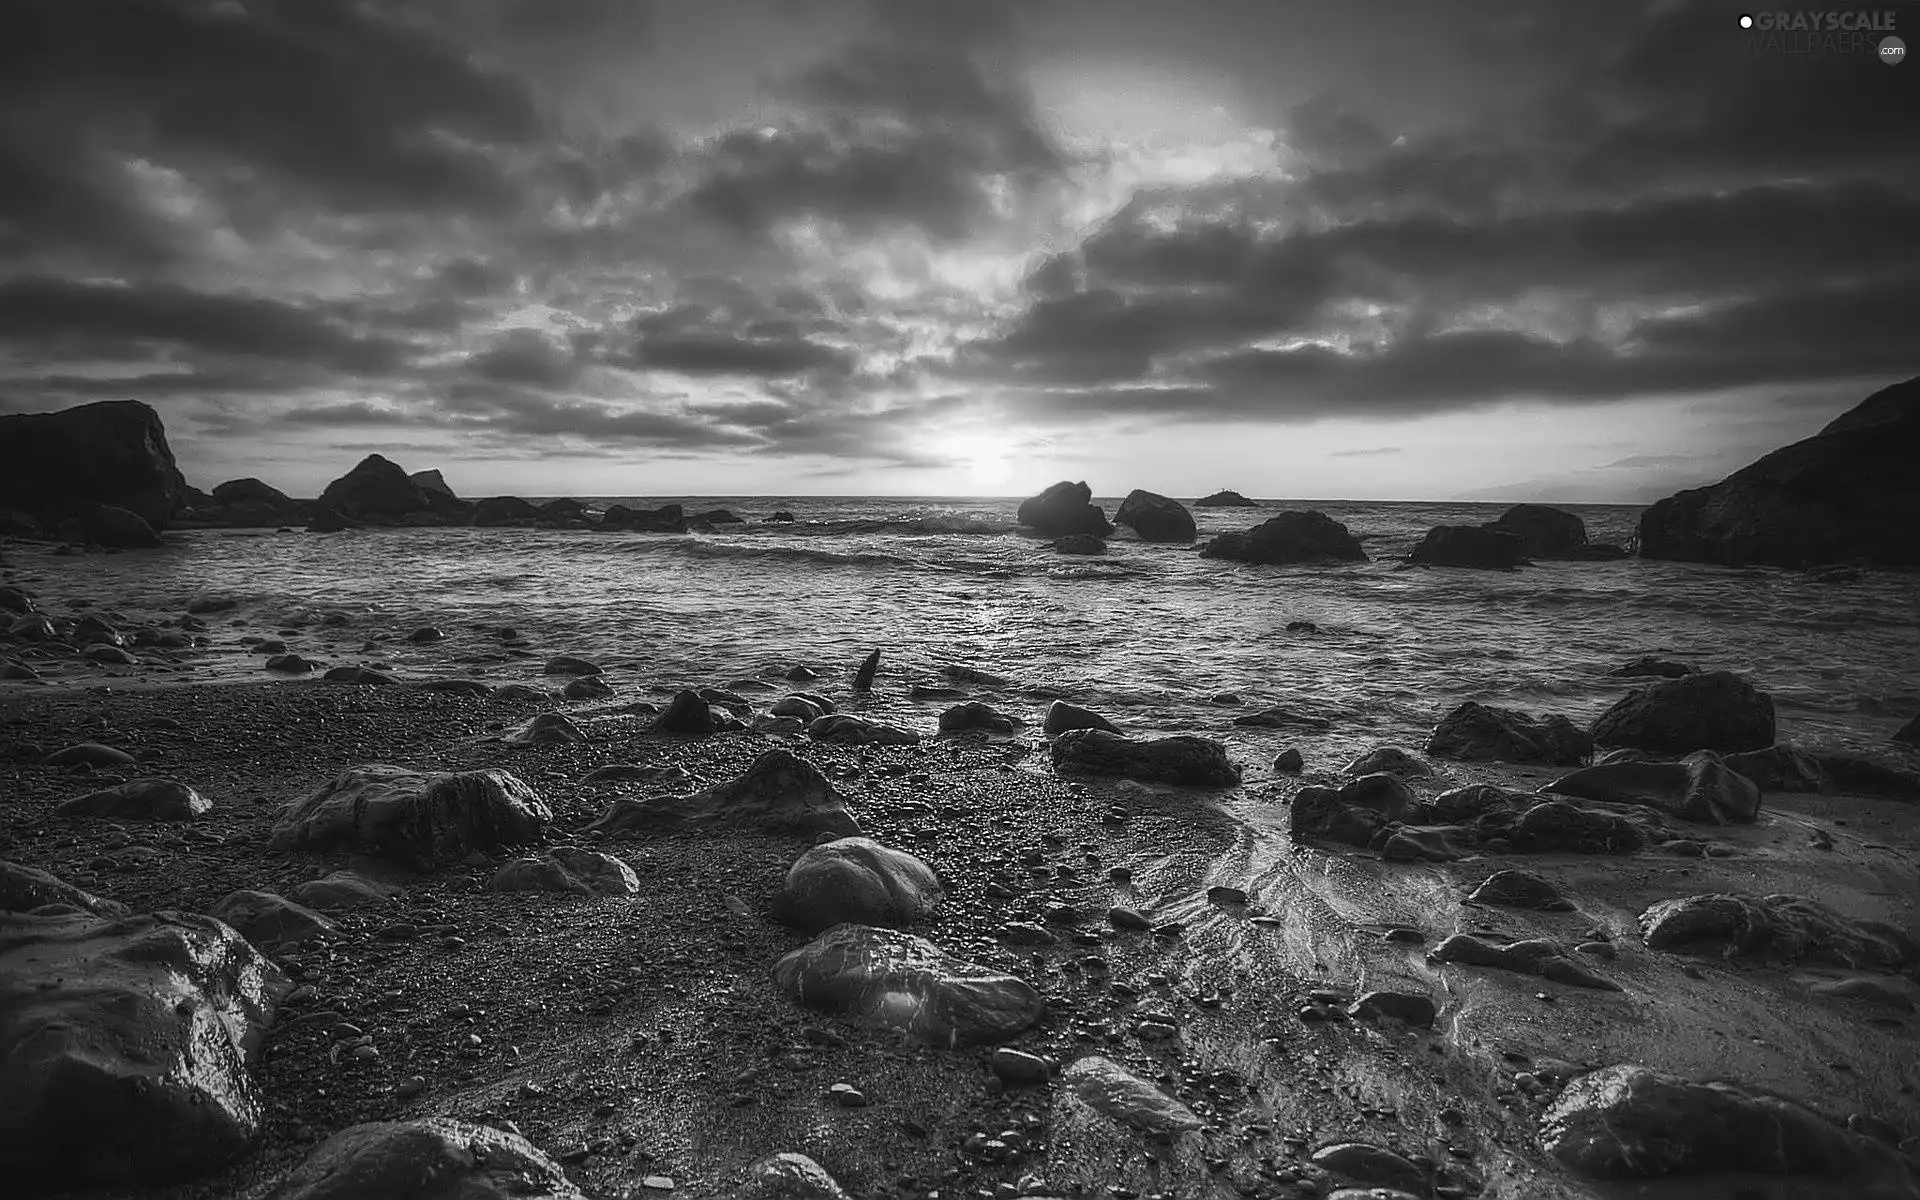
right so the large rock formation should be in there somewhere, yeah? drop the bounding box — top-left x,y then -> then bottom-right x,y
1427,701 -> 1592,766
1199,511 -> 1368,566
772,924 -> 1043,1047
587,749 -> 858,837
775,837 -> 943,933
1484,504 -> 1584,557
268,765 -> 552,868
1050,729 -> 1242,786
0,400 -> 187,532
270,1118 -> 585,1200
1015,481 -> 1112,537
1590,671 -> 1776,754
0,911 -> 290,1190
1194,489 -> 1259,507
1637,374 -> 1920,567
196,478 -> 304,527
471,496 -> 537,526
1408,525 -> 1527,569
409,469 -> 455,497
316,454 -> 431,523
1112,489 -> 1196,542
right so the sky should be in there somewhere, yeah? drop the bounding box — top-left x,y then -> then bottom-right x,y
2,0 -> 1916,501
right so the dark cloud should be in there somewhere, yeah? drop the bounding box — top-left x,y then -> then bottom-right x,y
628,296 -> 856,378
464,328 -> 582,388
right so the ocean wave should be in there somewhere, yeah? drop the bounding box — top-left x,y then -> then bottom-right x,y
741,515 -> 1020,537
607,537 -> 917,570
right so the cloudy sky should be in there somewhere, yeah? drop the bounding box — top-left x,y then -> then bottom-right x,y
3,0 -> 1916,501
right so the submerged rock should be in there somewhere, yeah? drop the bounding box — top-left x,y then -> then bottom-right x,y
1233,706 -> 1331,730
0,911 -> 289,1190
1016,480 -> 1112,537
1608,655 -> 1698,679
1199,510 -> 1367,565
1052,533 -> 1107,555
1042,699 -> 1119,737
1540,1063 -> 1913,1186
543,655 -> 602,676
1050,728 -> 1241,786
1407,525 -> 1526,569
776,837 -> 942,933
588,748 -> 857,837
1591,671 -> 1776,753
488,848 -> 639,896
773,924 -> 1042,1048
209,890 -> 336,947
1546,751 -> 1762,824
269,1117 -> 584,1200
56,777 -> 211,821
1639,893 -> 1918,970
1113,489 -> 1197,542
269,765 -> 551,868
1061,1055 -> 1205,1136
1427,701 -> 1592,766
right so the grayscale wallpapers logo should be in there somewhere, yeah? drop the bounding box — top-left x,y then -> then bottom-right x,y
1736,10 -> 1905,59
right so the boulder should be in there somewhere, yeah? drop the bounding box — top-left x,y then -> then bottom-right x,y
1638,893 -> 1917,970
269,765 -> 552,868
1194,489 -> 1258,507
505,713 -> 585,744
1233,706 -> 1331,730
772,923 -> 1043,1047
535,498 -> 587,524
543,655 -> 602,676
1407,525 -> 1526,569
63,502 -> 163,548
1042,700 -> 1119,737
1015,481 -> 1112,537
1429,933 -> 1620,990
1590,670 -> 1775,753
562,675 -> 612,701
1052,533 -> 1106,555
0,911 -> 289,1189
0,400 -> 188,531
1637,374 -> 1920,568
56,778 -> 211,821
1540,1063 -> 1911,1184
1061,1055 -> 1205,1136
938,701 -> 1016,736
1427,701 -> 1592,766
211,477 -> 295,508
208,890 -> 336,946
599,502 -> 685,532
408,469 -> 455,497
1715,747 -> 1920,802
1467,870 -> 1572,911
1343,746 -> 1432,777
290,871 -> 400,911
1113,490 -> 1196,542
1545,751 -> 1762,824
317,454 -> 430,522
0,861 -> 128,917
1484,503 -> 1588,558
1290,774 -> 1417,847
471,496 -> 536,526
1199,510 -> 1367,565
808,713 -> 920,746
588,748 -> 857,837
1347,991 -> 1437,1028
735,1153 -> 849,1200
775,837 -> 942,933
487,848 -> 639,896
653,690 -> 725,736
269,1117 -> 584,1200
1050,729 -> 1241,786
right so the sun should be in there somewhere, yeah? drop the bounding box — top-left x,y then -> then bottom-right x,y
943,432 -> 1018,492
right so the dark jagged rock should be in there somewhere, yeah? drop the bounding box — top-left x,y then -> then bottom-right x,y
773,924 -> 1043,1048
735,1153 -> 849,1200
202,478 -> 301,526
775,837 -> 942,933
1718,746 -> 1920,802
0,400 -> 188,531
0,861 -> 129,917
1042,700 -> 1119,737
408,469 -> 455,497
1273,748 -> 1304,773
853,648 -> 880,692
1052,532 -> 1107,554
1429,933 -> 1621,990
1541,1063 -> 1915,1186
507,713 -> 584,744
1639,893 -> 1918,970
56,778 -> 211,821
1194,489 -> 1259,507
264,654 -> 316,674
589,748 -> 857,836
208,890 -> 336,947
1427,701 -> 1592,766
808,713 -> 919,746
1016,480 -> 1113,537
1408,525 -> 1527,569
562,675 -> 612,701
1638,374 -> 1920,568
1290,774 -> 1416,846
62,503 -> 164,548
1344,746 -> 1433,777
1050,728 -> 1241,787
1062,1055 -> 1205,1135
1113,489 -> 1197,542
1199,510 -> 1367,565
1591,670 -> 1775,753
0,911 -> 289,1190
1546,751 -> 1762,824
269,765 -> 551,868
488,848 -> 639,896
535,498 -> 586,523
599,502 -> 685,532
471,496 -> 537,526
0,585 -> 34,614
938,701 -> 1016,736
269,1118 -> 584,1200
1346,991 -> 1437,1028
653,689 -> 723,736
317,454 -> 430,522
304,506 -> 360,533
1608,655 -> 1698,679
1893,713 -> 1919,747
1468,869 -> 1573,911
1484,503 -> 1588,558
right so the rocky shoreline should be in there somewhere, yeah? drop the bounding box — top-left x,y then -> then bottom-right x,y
4,622 -> 1919,1199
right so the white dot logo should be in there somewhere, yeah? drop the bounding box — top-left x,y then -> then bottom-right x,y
1882,36 -> 1907,65
1739,13 -> 1754,28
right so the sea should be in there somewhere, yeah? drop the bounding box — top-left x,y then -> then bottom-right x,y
17,497 -> 1920,761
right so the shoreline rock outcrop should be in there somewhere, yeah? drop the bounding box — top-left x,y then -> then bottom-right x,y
1113,489 -> 1196,542
1199,510 -> 1367,566
1194,489 -> 1259,507
0,400 -> 188,534
1016,481 -> 1112,538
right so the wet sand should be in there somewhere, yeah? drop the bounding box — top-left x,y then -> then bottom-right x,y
3,670 -> 1918,1199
